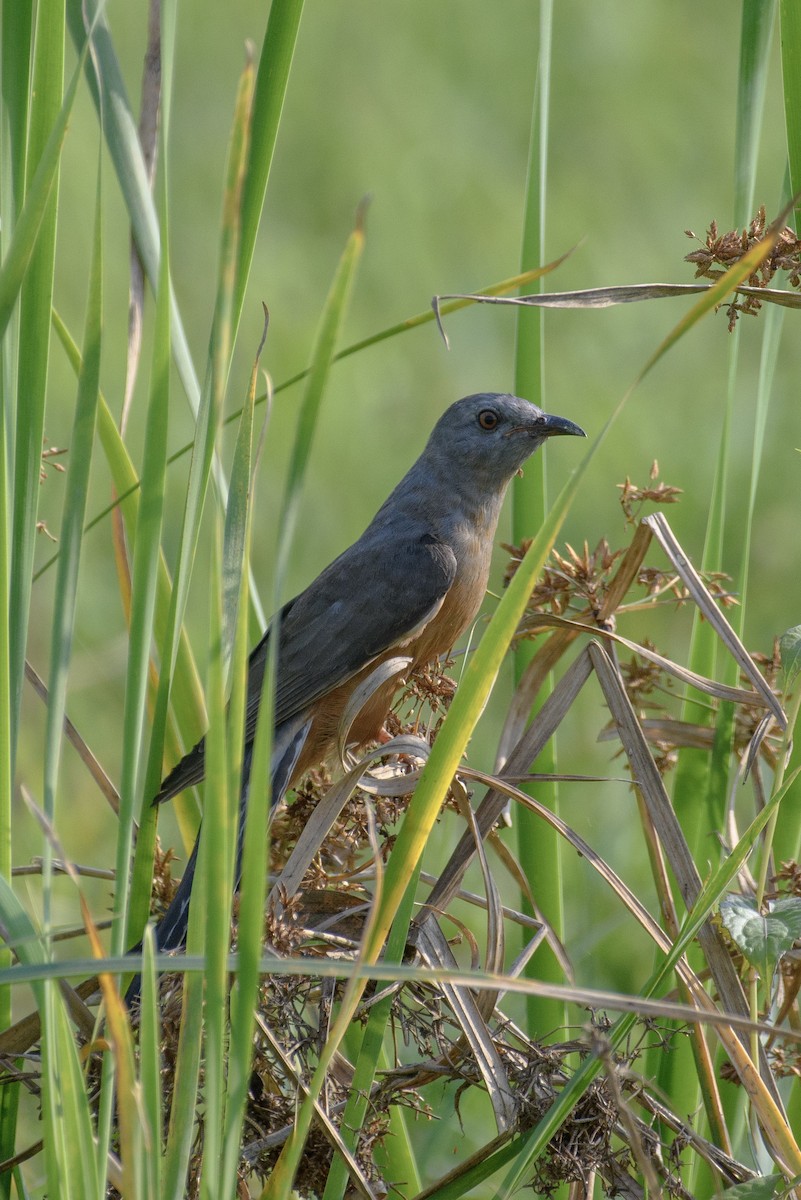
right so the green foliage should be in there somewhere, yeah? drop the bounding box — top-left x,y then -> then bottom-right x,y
720,894 -> 801,983
2,3 -> 801,1199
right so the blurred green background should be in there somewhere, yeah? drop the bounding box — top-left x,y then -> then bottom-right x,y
19,1 -> 799,1004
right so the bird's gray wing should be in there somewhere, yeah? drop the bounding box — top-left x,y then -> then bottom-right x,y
154,532 -> 456,805
264,531 -> 457,729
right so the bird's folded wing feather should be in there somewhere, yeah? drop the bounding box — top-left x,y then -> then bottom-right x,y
261,532 -> 457,730
154,532 -> 456,805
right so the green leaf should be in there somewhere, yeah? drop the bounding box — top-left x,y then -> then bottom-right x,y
720,893 -> 801,980
721,1174 -> 785,1200
780,624 -> 801,688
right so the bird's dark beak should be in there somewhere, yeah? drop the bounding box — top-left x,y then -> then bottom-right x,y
539,412 -> 586,439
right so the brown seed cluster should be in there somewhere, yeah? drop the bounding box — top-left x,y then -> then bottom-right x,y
685,205 -> 801,328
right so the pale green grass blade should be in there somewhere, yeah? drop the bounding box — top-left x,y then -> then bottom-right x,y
778,0 -> 801,1137
0,52 -> 82,342
41,976 -> 102,1197
113,110 -> 173,958
39,153 -> 103,1189
0,879 -> 100,1197
781,0 -> 801,220
250,223 -> 368,1196
138,928 -> 163,1198
66,0 -> 202,429
511,0 -> 566,1045
50,310 -> 206,872
161,919 -> 204,1199
42,158 -> 102,895
274,206 -> 366,591
9,0 -> 64,777
69,0 -> 304,638
221,327 -> 266,1185
220,329 -> 259,679
0,5 -> 32,1177
1,1 -> 32,216
234,0 -> 305,334
240,214 -> 369,1191
197,530 -> 234,1195
0,8 -> 35,1181
736,0 -> 778,221
135,51 -> 254,933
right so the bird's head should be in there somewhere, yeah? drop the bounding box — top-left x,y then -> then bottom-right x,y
426,393 -> 585,488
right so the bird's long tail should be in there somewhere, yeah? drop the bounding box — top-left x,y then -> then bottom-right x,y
124,714 -> 311,1006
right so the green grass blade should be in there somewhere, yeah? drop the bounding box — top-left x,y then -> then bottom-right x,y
113,111 -> 173,959
221,324 -> 266,1185
274,205 -> 366,591
197,530 -> 234,1196
736,0 -> 778,222
511,0 -> 566,1045
781,0 -> 801,223
134,51 -> 254,942
0,879 -> 100,1197
138,928 -> 163,1197
42,157 -> 102,909
9,0 -> 64,778
234,0 -> 305,332
49,310 -> 206,931
0,52 -> 82,342
0,5 -> 32,1177
40,151 -> 103,1188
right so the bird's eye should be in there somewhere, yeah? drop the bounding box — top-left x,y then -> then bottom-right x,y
478,410 -> 499,431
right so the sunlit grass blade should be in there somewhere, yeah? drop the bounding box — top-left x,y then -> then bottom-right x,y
511,0 -> 566,1047
317,224 -> 793,1196
297,415 -> 600,1200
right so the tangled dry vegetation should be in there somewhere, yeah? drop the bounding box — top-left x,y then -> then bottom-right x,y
1,475 -> 796,1197
107,474 -> 798,1198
